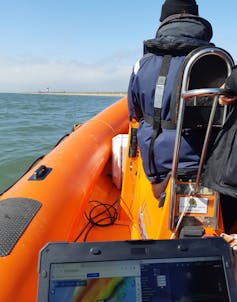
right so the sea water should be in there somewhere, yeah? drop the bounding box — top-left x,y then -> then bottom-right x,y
0,93 -> 120,192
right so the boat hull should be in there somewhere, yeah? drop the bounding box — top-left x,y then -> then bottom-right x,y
0,97 -> 130,301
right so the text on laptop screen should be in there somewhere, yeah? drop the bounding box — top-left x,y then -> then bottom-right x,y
48,256 -> 230,302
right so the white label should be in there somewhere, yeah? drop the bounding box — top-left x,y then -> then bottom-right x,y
179,197 -> 208,214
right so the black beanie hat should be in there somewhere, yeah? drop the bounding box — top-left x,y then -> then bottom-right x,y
160,0 -> 199,22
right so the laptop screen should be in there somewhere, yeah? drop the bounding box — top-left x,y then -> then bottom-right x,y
37,238 -> 237,302
48,256 -> 229,302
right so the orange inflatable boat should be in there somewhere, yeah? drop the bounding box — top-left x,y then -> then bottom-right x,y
0,46 -> 237,301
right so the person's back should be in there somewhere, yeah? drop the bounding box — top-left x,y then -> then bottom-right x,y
128,0 -> 214,196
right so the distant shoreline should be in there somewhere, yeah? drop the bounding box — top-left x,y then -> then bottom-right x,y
25,91 -> 127,97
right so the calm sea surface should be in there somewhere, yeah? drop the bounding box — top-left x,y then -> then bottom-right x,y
0,93 -> 121,192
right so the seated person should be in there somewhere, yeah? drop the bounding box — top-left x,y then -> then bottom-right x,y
210,67 -> 237,233
128,0 -> 214,197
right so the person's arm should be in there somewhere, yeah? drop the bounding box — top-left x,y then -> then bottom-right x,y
127,63 -> 143,121
219,95 -> 237,105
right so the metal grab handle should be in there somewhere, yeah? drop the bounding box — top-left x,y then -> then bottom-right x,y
180,87 -> 224,193
169,46 -> 234,230
170,88 -> 224,228
182,88 -> 222,99
182,88 -> 223,192
170,88 -> 222,195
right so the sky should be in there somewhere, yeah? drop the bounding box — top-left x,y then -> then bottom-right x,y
0,0 -> 236,93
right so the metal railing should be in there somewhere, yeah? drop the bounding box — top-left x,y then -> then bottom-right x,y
169,47 -> 234,230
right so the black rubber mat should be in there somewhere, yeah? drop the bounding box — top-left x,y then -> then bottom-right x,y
0,198 -> 42,256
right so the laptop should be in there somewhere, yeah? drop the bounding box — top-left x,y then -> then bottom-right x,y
37,238 -> 237,302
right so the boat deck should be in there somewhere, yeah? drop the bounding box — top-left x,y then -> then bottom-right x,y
68,160 -> 132,243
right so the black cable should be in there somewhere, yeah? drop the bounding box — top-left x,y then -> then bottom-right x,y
74,199 -> 119,242
73,221 -> 91,242
85,200 -> 118,227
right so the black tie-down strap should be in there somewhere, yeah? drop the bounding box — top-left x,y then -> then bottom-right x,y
148,55 -> 172,177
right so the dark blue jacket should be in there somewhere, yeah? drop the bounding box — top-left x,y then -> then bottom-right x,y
128,15 -> 213,183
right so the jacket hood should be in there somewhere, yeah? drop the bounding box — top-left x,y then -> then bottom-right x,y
144,14 -> 213,55
157,14 -> 213,41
